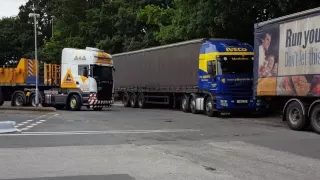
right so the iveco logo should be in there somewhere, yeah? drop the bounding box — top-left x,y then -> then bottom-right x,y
226,48 -> 247,52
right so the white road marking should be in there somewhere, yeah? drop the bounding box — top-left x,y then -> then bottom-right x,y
0,129 -> 200,136
15,113 -> 57,132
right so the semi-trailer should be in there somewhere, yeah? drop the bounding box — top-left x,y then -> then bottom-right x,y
0,47 -> 114,111
113,38 -> 264,116
254,7 -> 320,134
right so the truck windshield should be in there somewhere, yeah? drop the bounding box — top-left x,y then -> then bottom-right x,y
90,65 -> 113,81
218,60 -> 253,75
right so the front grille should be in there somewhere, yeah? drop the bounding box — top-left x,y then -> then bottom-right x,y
225,81 -> 253,95
97,83 -> 113,100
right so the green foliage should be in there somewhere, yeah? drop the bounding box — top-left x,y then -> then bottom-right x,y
0,0 -> 320,65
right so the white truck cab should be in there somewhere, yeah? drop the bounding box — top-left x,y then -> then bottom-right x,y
44,47 -> 114,111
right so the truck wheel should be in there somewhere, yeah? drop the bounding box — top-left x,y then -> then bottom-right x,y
181,94 -> 190,113
189,94 -> 198,114
68,94 -> 81,111
130,93 -> 138,108
205,96 -> 216,117
310,104 -> 320,134
29,93 -> 42,107
285,101 -> 307,131
122,92 -> 130,107
12,92 -> 26,107
137,93 -> 145,109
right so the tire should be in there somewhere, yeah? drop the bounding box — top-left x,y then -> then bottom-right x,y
130,93 -> 138,108
285,101 -> 307,131
122,92 -> 130,107
137,93 -> 146,109
29,93 -> 42,107
189,94 -> 199,114
68,94 -> 82,111
310,104 -> 320,134
205,96 -> 216,117
181,94 -> 190,113
11,92 -> 26,107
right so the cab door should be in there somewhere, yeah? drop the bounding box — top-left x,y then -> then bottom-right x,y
205,60 -> 218,91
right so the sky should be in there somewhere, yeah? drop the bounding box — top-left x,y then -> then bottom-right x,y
0,0 -> 28,18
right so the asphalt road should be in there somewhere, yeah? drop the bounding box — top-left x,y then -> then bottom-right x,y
0,103 -> 319,180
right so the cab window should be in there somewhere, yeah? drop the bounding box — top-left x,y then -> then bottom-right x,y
78,65 -> 89,77
207,61 -> 216,77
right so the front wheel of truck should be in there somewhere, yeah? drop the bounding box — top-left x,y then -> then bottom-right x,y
205,96 -> 216,117
68,94 -> 82,111
285,101 -> 308,131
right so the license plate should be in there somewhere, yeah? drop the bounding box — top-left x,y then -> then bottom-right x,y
237,100 -> 248,103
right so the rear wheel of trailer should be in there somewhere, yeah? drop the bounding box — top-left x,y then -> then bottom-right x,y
285,101 -> 308,131
310,104 -> 320,134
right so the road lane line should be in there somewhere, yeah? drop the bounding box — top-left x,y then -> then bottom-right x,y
0,129 -> 200,136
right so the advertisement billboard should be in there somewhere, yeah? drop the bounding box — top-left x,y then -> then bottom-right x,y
254,13 -> 320,97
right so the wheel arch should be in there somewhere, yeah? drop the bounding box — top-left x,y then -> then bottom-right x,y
66,91 -> 83,104
308,100 -> 320,117
282,98 -> 306,121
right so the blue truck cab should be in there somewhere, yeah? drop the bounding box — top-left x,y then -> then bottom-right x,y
198,39 -> 263,115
